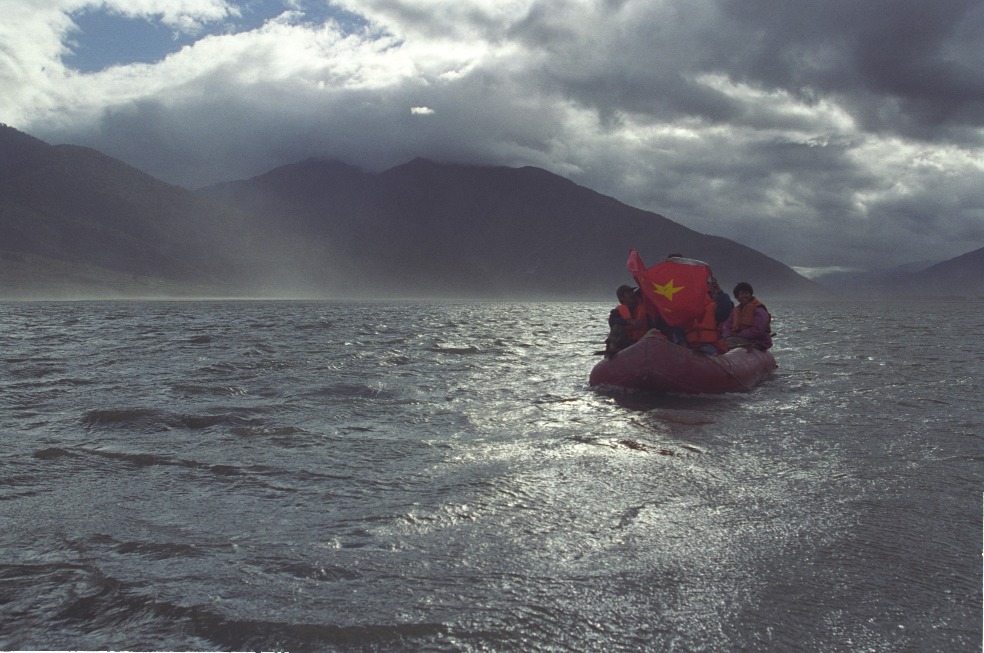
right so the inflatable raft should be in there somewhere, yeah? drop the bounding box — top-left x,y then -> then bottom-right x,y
589,332 -> 777,394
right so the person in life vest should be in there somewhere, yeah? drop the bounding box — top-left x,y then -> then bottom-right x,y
684,276 -> 732,355
604,285 -> 668,357
722,281 -> 773,350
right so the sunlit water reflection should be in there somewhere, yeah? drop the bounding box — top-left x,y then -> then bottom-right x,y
0,300 -> 979,651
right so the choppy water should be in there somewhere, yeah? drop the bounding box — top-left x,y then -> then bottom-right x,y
0,300 -> 980,652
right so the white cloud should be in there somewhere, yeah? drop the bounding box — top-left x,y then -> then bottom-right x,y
94,0 -> 237,31
792,266 -> 862,279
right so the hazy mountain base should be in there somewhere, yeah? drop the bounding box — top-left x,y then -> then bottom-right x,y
0,249 -> 512,301
0,252 -> 229,299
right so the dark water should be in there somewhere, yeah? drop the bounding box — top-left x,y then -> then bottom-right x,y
1,300 -> 980,652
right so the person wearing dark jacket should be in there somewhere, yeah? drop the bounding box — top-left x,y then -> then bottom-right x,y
710,277 -> 734,326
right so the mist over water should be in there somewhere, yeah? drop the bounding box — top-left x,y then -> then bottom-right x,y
1,300 -> 980,651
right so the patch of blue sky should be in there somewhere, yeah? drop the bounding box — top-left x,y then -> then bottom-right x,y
64,1 -> 368,73
64,10 -> 193,72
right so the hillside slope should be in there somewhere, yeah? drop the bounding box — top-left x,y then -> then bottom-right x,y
3,124 -> 829,299
203,157 -> 826,299
0,125 -> 261,296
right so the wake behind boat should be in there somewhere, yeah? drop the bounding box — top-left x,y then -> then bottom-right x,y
589,331 -> 776,394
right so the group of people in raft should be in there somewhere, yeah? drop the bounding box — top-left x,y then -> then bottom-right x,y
605,256 -> 773,358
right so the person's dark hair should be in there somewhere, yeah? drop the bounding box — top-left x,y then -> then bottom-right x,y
733,281 -> 753,298
616,284 -> 636,299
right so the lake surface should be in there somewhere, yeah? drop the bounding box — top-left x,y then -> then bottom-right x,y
1,300 -> 980,651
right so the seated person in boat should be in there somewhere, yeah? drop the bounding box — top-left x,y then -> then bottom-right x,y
722,281 -> 773,350
682,276 -> 735,355
605,285 -> 669,356
709,276 -> 734,325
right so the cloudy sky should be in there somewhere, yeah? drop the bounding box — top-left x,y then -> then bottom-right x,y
2,0 -> 982,275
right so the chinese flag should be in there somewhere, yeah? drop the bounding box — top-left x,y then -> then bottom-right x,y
627,249 -> 712,328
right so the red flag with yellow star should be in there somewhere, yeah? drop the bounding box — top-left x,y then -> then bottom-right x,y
627,249 -> 713,328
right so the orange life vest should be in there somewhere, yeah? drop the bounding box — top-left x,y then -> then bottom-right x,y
617,303 -> 650,342
686,299 -> 723,346
731,298 -> 771,332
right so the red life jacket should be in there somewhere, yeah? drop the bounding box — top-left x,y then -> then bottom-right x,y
617,303 -> 650,342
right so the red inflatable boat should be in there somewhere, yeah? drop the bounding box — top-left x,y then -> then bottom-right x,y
589,333 -> 777,394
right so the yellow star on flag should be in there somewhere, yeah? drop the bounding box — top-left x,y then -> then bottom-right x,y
652,279 -> 684,300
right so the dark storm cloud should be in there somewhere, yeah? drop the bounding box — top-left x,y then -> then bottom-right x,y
506,0 -> 984,143
712,0 -> 984,141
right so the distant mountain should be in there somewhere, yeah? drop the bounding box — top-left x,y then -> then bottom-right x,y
812,262 -> 933,294
916,247 -> 984,296
814,248 -> 984,298
201,157 -> 827,299
2,124 -> 829,299
0,124 -> 260,297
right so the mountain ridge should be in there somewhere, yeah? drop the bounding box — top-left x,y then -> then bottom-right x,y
4,123 -> 978,300
812,248 -> 984,298
199,155 -> 826,299
0,124 -> 266,297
